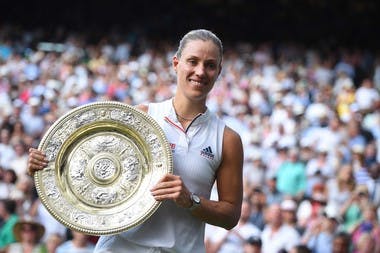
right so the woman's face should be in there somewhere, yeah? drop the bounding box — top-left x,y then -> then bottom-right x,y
21,224 -> 38,243
332,237 -> 349,253
173,39 -> 221,102
339,165 -> 352,182
3,171 -> 16,184
363,207 -> 376,221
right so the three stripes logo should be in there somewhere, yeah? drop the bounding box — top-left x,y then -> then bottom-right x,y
200,146 -> 214,160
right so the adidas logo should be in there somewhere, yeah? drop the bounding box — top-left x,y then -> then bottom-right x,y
200,146 -> 214,160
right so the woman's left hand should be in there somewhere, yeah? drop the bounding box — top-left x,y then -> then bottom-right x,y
150,174 -> 192,208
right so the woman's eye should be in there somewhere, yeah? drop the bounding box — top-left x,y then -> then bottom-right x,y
207,63 -> 216,69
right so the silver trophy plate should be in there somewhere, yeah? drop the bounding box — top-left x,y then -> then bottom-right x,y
34,101 -> 173,235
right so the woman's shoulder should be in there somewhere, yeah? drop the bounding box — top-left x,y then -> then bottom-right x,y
222,126 -> 243,149
223,125 -> 241,139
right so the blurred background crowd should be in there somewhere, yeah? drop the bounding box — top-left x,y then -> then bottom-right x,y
0,0 -> 380,252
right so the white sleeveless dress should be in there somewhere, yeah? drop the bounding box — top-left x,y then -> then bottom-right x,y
94,99 -> 225,253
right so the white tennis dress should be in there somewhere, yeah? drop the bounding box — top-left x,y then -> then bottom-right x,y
94,99 -> 225,253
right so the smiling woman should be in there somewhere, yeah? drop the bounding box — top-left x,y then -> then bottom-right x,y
93,29 -> 243,253
172,38 -> 221,122
28,29 -> 244,253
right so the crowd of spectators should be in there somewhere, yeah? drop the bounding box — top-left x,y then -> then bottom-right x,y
0,24 -> 380,253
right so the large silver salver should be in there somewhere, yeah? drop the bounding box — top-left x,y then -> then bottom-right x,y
34,101 -> 173,235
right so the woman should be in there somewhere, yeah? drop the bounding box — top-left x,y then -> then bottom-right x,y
27,29 -> 244,253
0,169 -> 18,199
6,219 -> 46,253
326,164 -> 356,208
351,204 -> 380,253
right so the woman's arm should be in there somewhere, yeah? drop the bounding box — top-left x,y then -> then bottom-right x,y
191,126 -> 244,229
150,126 -> 244,230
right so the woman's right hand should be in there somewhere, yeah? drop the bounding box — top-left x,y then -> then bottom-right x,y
27,148 -> 49,175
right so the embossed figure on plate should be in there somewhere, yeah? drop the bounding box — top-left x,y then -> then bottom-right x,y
94,158 -> 116,180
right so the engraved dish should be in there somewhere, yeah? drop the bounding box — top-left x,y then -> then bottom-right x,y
34,101 -> 173,235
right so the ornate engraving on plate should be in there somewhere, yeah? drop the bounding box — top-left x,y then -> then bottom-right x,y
34,101 -> 172,235
93,157 -> 116,180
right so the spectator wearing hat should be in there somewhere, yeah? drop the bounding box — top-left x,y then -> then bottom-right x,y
280,198 -> 300,234
6,218 -> 46,253
29,199 -> 67,243
0,199 -> 19,252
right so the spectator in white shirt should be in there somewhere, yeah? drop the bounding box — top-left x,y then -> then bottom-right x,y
261,203 -> 300,253
355,78 -> 380,113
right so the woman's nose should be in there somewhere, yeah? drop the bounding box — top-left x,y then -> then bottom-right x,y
194,64 -> 205,76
